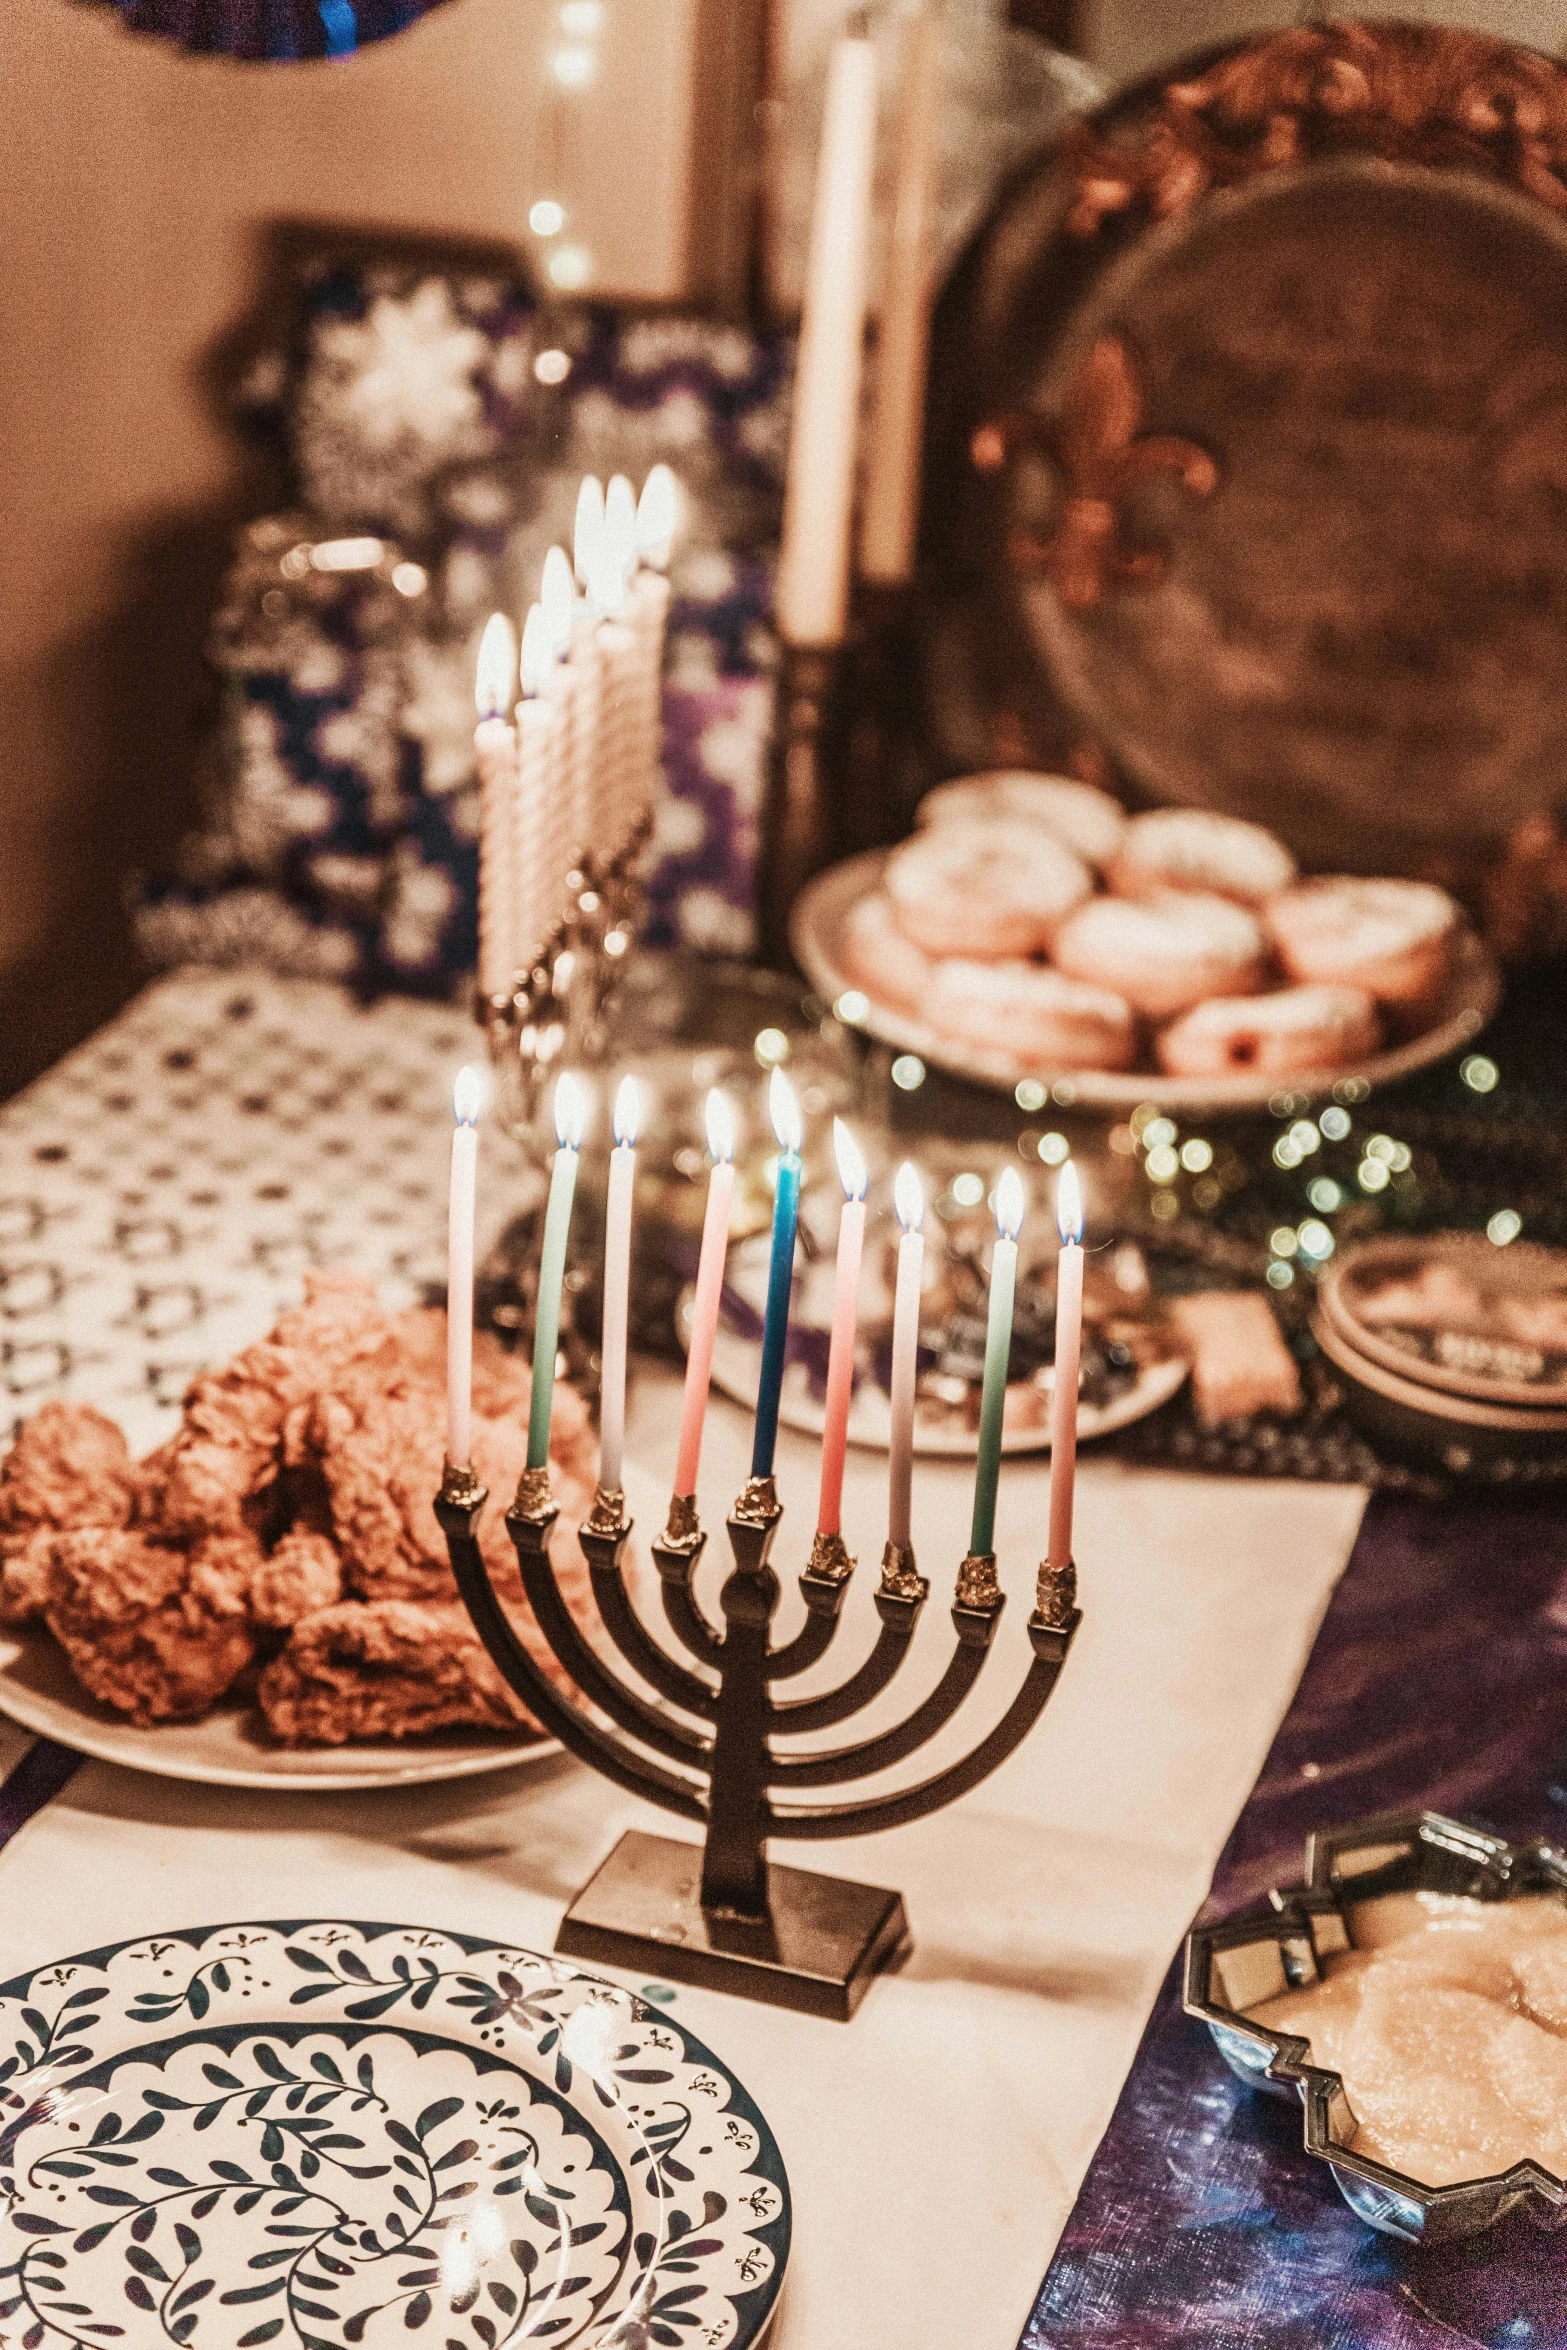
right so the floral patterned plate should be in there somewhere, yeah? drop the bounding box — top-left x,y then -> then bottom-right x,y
0,1922 -> 789,2350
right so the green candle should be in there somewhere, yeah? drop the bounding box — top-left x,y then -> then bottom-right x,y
528,1074 -> 586,1469
969,1166 -> 1025,1558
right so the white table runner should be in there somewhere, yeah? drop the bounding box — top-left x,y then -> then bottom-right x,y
0,970 -> 1368,2346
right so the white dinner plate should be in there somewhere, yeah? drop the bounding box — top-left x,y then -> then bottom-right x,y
0,1920 -> 789,2348
791,849 -> 1503,1115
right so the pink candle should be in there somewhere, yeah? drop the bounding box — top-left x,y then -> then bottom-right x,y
816,1119 -> 868,1536
673,1089 -> 737,1499
1048,1159 -> 1084,1572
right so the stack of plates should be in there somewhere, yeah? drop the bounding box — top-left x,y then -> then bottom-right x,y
1313,1234 -> 1567,1479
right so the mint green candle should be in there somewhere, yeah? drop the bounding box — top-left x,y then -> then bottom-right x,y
528,1079 -> 585,1469
969,1168 -> 1025,1558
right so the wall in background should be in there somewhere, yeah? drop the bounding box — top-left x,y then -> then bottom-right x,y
0,0 -> 698,1089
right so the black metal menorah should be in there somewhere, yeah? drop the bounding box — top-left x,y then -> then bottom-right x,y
435,1462 -> 1080,2021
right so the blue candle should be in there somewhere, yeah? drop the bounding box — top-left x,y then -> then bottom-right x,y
751,1065 -> 803,1478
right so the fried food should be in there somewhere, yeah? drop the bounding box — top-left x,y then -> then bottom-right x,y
43,1527 -> 259,1724
250,1529 -> 343,1629
0,1401 -> 137,1625
256,1599 -> 535,1745
2,1274 -> 596,1745
143,1271 -> 400,1540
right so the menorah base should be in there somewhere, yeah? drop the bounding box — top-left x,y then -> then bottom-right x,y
555,1829 -> 910,2021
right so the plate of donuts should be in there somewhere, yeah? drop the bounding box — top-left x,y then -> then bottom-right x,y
792,773 -> 1501,1115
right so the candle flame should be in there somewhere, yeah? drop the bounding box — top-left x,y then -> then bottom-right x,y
519,603 -> 553,697
1056,1158 -> 1083,1246
994,1165 -> 1025,1242
612,1074 -> 641,1148
474,612 -> 517,718
604,473 -> 638,581
636,464 -> 678,568
833,1117 -> 867,1202
554,1072 -> 587,1151
705,1087 -> 736,1164
452,1065 -> 483,1126
768,1065 -> 803,1156
573,476 -> 606,585
541,545 -> 576,657
894,1160 -> 924,1233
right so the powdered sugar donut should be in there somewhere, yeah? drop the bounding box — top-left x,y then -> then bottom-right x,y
1267,877 -> 1458,1009
927,959 -> 1137,1070
1054,893 -> 1266,1020
1110,809 -> 1297,905
885,820 -> 1092,960
1157,985 -> 1380,1078
918,771 -> 1126,869
838,890 -> 934,1015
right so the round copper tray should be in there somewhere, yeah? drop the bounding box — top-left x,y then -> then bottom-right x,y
923,22 -> 1567,883
791,848 -> 1501,1115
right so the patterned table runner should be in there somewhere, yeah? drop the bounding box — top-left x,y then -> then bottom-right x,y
1024,1487 -> 1567,2348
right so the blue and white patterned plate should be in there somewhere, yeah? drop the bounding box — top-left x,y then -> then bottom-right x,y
0,1923 -> 789,2350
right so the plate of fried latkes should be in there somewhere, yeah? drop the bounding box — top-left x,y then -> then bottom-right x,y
0,1272 -> 604,1789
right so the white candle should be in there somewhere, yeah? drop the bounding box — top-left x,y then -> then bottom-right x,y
598,1074 -> 641,1495
446,1065 -> 482,1467
1048,1160 -> 1084,1572
636,464 -> 679,573
887,1160 -> 925,1548
861,4 -> 943,587
587,549 -> 638,850
517,604 -> 563,970
633,465 -> 678,800
776,29 -> 879,646
474,614 -> 518,1000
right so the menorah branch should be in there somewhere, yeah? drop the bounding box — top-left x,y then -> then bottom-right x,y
580,1502 -> 719,1719
767,1585 -> 926,1733
767,1595 -> 1003,1787
769,1605 -> 1081,1840
507,1497 -> 713,1772
436,1471 -> 706,1822
651,1509 -> 726,1669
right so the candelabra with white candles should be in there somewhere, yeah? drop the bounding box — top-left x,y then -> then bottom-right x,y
435,1067 -> 1085,2021
473,466 -> 677,1140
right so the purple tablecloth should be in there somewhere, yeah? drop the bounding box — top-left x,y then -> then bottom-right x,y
1025,1488 -> 1567,2349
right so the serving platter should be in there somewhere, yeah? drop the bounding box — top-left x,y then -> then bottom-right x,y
0,1920 -> 789,2348
791,850 -> 1501,1115
0,1629 -> 560,1792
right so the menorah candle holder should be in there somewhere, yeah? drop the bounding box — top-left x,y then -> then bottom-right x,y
479,806 -> 653,1145
435,1461 -> 1080,2021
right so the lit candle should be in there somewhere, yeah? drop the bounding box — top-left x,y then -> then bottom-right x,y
516,603 -> 562,969
474,613 -> 519,999
816,1119 -> 868,1536
604,473 -> 638,583
627,469 -> 677,803
446,1065 -> 482,1468
673,1088 -> 737,1501
540,545 -> 583,916
969,1165 -> 1024,1560
569,485 -> 608,853
752,1065 -> 803,1479
597,1075 -> 641,1498
587,542 -> 639,849
887,1160 -> 925,1549
1048,1160 -> 1084,1573
860,3 -> 944,586
775,25 -> 879,645
528,1072 -> 587,1470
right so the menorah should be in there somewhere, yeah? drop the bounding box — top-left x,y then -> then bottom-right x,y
435,1462 -> 1081,2021
477,805 -> 653,1141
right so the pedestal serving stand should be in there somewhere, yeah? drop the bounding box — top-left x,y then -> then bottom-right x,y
436,1463 -> 1080,2020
